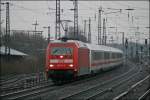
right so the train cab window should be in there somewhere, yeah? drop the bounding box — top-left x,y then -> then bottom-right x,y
51,47 -> 73,55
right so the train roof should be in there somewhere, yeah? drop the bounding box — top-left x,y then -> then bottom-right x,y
86,44 -> 123,53
50,40 -> 123,54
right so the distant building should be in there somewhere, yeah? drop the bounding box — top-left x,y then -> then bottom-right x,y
0,46 -> 28,60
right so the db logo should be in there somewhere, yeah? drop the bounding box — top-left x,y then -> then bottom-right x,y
58,60 -> 64,63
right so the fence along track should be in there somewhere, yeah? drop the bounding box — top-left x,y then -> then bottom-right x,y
60,62 -> 140,100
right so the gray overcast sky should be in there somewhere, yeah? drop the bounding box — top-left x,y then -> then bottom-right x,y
1,0 -> 149,44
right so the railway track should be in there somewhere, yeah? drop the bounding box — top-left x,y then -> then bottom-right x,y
26,61 -> 137,100
0,72 -> 46,94
0,80 -> 54,100
138,89 -> 150,100
3,72 -> 115,100
113,74 -> 150,100
32,64 -> 131,99
60,62 -> 141,100
0,75 -> 22,86
5,62 -> 129,100
0,72 -> 45,86
1,61 -> 140,100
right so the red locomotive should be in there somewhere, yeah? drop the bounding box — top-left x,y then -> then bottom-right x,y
45,39 -> 123,84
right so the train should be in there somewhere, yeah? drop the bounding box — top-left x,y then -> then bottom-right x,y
45,38 -> 123,84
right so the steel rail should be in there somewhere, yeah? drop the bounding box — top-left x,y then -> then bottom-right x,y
138,89 -> 150,100
60,62 -> 139,100
113,75 -> 150,100
8,85 -> 58,100
1,72 -> 47,94
1,79 -> 51,95
0,81 -> 53,99
2,62 -> 135,100
7,63 -> 129,100
86,64 -> 142,100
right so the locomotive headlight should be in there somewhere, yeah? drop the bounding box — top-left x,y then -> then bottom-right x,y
69,64 -> 73,67
60,55 -> 64,59
49,64 -> 54,67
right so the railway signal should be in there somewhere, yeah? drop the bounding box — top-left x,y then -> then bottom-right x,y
98,7 -> 103,45
55,0 -> 61,39
84,20 -> 87,41
43,26 -> 51,43
88,17 -> 91,43
32,20 -> 39,39
125,38 -> 128,49
125,38 -> 128,65
145,39 -> 147,45
1,2 -> 11,55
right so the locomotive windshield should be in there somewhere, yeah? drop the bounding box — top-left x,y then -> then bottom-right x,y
51,47 -> 73,55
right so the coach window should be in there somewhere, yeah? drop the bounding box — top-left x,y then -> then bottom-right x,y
104,52 -> 109,59
118,54 -> 120,58
92,51 -> 103,60
92,51 -> 96,61
119,53 -> 122,58
112,53 -> 115,59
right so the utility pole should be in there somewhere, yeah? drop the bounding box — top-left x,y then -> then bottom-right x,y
122,32 -> 125,54
84,20 -> 87,41
88,17 -> 91,43
140,46 -> 143,64
98,7 -> 102,45
148,27 -> 150,64
74,0 -> 78,39
125,38 -> 128,65
0,0 -> 2,45
135,39 -> 139,62
43,26 -> 50,43
149,29 -> 150,64
55,0 -> 61,39
32,20 -> 39,39
122,32 -> 125,46
5,2 -> 10,55
104,18 -> 107,45
102,18 -> 106,45
130,46 -> 133,59
64,22 -> 68,37
110,36 -> 115,44
32,20 -> 40,83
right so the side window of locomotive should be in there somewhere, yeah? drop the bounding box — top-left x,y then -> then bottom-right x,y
51,47 -> 73,55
